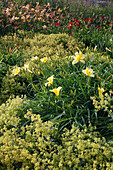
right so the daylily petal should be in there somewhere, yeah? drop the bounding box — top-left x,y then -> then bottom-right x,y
72,60 -> 78,65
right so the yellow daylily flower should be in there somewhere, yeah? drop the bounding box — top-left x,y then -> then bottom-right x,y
72,51 -> 85,64
23,64 -> 29,70
50,87 -> 62,96
82,67 -> 95,77
23,64 -> 32,73
40,57 -> 48,63
45,75 -> 55,86
12,67 -> 20,75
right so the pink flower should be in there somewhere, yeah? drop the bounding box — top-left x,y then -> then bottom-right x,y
26,4 -> 29,9
21,16 -> 25,20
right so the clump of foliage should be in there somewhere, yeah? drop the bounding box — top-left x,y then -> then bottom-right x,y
0,1 -> 113,168
0,99 -> 113,169
0,72 -> 27,105
0,61 -> 7,86
0,33 -> 84,104
0,33 -> 112,140
0,0 -> 113,52
0,32 -> 85,56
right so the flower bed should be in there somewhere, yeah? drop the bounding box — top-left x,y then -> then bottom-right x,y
0,0 -> 113,169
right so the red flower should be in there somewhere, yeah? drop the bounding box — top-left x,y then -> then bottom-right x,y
100,15 -> 104,18
74,18 -> 76,21
50,14 -> 53,18
76,20 -> 80,23
89,18 -> 93,23
67,22 -> 73,29
75,23 -> 79,26
55,22 -> 59,27
83,18 -> 88,22
67,25 -> 72,29
69,22 -> 73,26
97,26 -> 101,29
70,33 -> 73,36
83,18 -> 93,23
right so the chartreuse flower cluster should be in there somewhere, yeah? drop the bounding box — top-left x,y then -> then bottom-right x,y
91,87 -> 113,117
0,97 -> 113,169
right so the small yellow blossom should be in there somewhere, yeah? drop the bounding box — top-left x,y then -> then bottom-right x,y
40,57 -> 48,63
42,25 -> 47,29
82,67 -> 95,77
26,15 -> 30,19
98,87 -> 104,99
46,14 -> 50,17
12,16 -> 15,21
15,17 -> 19,20
6,8 -> 9,13
12,67 -> 20,75
26,4 -> 29,9
72,51 -> 85,64
31,8 -> 35,11
50,87 -> 62,96
45,75 -> 55,86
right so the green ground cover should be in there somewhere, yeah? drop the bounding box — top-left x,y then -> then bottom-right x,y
0,0 -> 113,169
